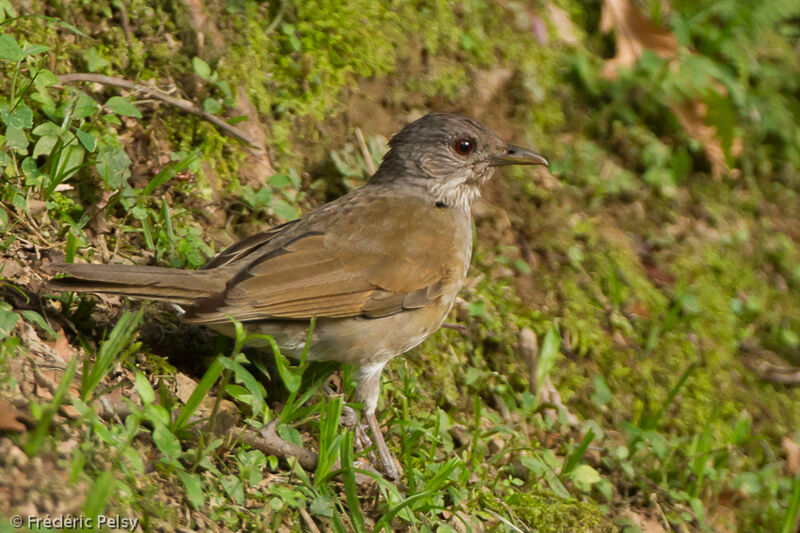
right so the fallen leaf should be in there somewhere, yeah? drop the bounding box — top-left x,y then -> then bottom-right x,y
546,2 -> 580,45
624,509 -> 667,533
600,0 -> 677,79
672,99 -> 731,180
600,0 -> 739,179
0,259 -> 23,278
0,399 -> 29,432
47,329 -> 72,362
175,372 -> 198,404
782,436 -> 800,475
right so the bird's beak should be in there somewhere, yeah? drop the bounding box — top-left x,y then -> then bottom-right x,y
489,144 -> 549,167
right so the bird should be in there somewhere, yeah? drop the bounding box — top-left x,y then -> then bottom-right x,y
46,112 -> 548,480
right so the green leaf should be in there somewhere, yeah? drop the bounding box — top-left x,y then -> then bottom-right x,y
32,135 -> 57,158
310,496 -> 335,518
20,310 -> 57,337
569,464 -> 602,489
271,198 -> 298,220
202,97 -> 221,114
31,121 -> 61,137
73,92 -> 99,119
82,47 -> 110,72
0,34 -> 24,61
24,44 -> 49,55
218,357 -> 266,417
221,475 -> 244,504
468,301 -> 485,317
192,56 -> 211,79
178,471 -> 205,509
591,374 -> 612,408
152,423 -> 182,460
105,96 -> 142,118
134,372 -> 155,404
4,126 -> 28,151
95,143 -> 132,188
33,69 -> 59,91
268,173 -> 293,188
536,325 -> 561,390
0,104 -> 33,129
273,347 -> 302,394
75,129 -> 97,152
0,303 -> 19,338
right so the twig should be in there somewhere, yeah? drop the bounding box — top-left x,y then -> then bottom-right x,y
298,506 -> 321,533
233,420 -> 319,471
518,328 -> 538,397
741,350 -> 800,386
57,73 -> 258,147
441,322 -> 468,335
230,420 -> 379,484
0,202 -> 50,245
748,362 -> 800,385
114,1 -> 132,44
264,0 -> 288,36
355,127 -> 376,175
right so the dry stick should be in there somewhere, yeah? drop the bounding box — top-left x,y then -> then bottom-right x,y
232,420 -> 319,471
355,127 -> 376,175
441,322 -> 468,335
751,364 -> 800,386
230,420 -> 379,484
297,506 -> 322,533
57,73 -> 258,147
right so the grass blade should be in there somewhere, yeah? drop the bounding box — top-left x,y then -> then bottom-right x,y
80,310 -> 142,401
172,356 -> 224,431
781,475 -> 800,533
24,356 -> 77,456
341,430 -> 366,533
561,429 -> 596,476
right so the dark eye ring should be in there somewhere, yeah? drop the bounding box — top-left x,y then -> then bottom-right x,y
453,138 -> 475,156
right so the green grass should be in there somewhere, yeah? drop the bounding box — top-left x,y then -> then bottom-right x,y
1,0 -> 800,531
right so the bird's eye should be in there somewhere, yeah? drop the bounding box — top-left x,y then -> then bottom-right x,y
453,138 -> 475,156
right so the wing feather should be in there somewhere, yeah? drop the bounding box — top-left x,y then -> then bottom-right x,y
185,195 -> 465,325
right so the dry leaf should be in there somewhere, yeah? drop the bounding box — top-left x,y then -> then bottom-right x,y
0,399 -> 28,432
624,509 -> 668,533
47,329 -> 72,363
175,372 -> 199,404
672,100 -> 730,180
782,436 -> 800,475
600,0 -> 739,179
546,2 -> 579,45
600,0 -> 677,79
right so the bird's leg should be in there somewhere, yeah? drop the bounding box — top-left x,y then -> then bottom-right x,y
354,362 -> 402,481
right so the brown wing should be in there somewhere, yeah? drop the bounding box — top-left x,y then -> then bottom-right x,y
200,219 -> 301,270
185,194 -> 466,325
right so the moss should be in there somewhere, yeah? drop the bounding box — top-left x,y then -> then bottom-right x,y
483,490 -> 616,532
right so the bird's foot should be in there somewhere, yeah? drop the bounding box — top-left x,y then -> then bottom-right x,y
364,412 -> 403,481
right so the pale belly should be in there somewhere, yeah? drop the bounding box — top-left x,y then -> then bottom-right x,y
207,293 -> 456,367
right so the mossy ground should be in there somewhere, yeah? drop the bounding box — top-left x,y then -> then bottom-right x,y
1,0 -> 799,531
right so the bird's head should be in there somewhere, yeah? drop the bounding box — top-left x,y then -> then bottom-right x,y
372,113 -> 548,209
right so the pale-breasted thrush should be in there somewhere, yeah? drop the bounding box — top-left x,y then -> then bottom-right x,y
47,112 -> 548,480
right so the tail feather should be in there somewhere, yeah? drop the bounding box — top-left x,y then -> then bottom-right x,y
46,263 -> 228,305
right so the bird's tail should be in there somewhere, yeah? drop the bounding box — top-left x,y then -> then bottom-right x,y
46,263 -> 228,305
